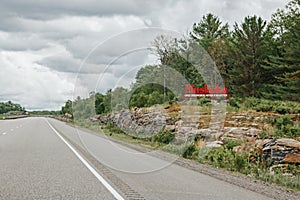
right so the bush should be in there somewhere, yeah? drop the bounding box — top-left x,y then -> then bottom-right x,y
275,106 -> 291,114
224,139 -> 243,150
105,123 -> 125,134
182,144 -> 197,158
255,100 -> 273,112
205,147 -> 235,169
198,97 -> 211,106
294,107 -> 300,114
153,131 -> 175,144
243,97 -> 260,109
228,97 -> 240,109
266,115 -> 300,138
234,153 -> 249,173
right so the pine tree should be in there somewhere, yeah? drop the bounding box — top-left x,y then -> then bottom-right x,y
266,0 -> 300,101
229,16 -> 271,98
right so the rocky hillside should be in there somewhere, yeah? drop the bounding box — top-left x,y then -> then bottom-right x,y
97,102 -> 300,169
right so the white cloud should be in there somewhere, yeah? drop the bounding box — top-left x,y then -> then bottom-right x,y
0,50 -> 74,110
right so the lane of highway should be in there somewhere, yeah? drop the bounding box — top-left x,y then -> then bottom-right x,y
0,118 -> 115,199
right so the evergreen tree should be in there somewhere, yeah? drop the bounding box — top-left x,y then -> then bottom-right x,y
267,0 -> 300,101
230,16 -> 271,98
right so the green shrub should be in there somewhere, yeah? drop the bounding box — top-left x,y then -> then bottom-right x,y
266,115 -> 300,138
198,97 -> 211,106
243,97 -> 260,109
255,101 -> 273,112
205,147 -> 235,169
258,131 -> 269,139
234,153 -> 249,173
275,115 -> 292,129
293,107 -> 300,114
153,131 -> 175,144
276,124 -> 300,138
105,123 -> 125,134
275,106 -> 291,114
182,144 -> 197,158
228,97 -> 240,108
224,139 -> 243,150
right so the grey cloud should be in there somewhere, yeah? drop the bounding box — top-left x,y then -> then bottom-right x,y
37,55 -> 81,73
0,32 -> 49,51
0,0 -> 169,21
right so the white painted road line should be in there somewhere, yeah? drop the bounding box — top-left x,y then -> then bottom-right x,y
2,132 -> 7,135
45,119 -> 125,200
10,129 -> 14,131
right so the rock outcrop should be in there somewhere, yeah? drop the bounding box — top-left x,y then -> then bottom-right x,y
104,108 -> 166,138
95,104 -> 299,168
262,138 -> 300,164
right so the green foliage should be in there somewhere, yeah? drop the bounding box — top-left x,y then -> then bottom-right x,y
153,131 -> 175,144
202,147 -> 251,174
228,97 -> 241,109
190,13 -> 229,50
198,97 -> 211,106
275,106 -> 291,114
105,123 -> 125,135
30,110 -> 59,115
224,139 -> 243,150
236,97 -> 300,114
0,101 -> 25,114
61,100 -> 73,115
257,170 -> 300,191
266,115 -> 300,138
266,0 -> 300,101
230,15 -> 271,98
95,93 -> 106,114
243,97 -> 261,109
182,144 -> 198,159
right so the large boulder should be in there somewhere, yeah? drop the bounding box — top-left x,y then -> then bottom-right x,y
262,138 -> 300,164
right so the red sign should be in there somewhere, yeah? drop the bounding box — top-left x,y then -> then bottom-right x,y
183,84 -> 229,99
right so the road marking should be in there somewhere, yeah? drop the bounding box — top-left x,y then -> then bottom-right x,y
10,129 -> 14,131
45,120 -> 124,200
2,132 -> 7,135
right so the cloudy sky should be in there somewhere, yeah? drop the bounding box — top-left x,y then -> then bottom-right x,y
0,0 -> 289,110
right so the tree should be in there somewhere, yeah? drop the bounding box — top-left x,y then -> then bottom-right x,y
190,13 -> 229,50
110,87 -> 129,111
190,14 -> 231,88
267,0 -> 300,101
0,101 -> 25,114
95,93 -> 106,114
230,15 -> 272,98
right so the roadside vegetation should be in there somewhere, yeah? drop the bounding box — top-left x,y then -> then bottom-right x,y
0,101 -> 25,115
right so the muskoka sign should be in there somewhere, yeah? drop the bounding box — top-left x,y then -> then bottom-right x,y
183,84 -> 229,99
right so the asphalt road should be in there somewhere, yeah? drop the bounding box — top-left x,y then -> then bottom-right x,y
0,117 -> 275,200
